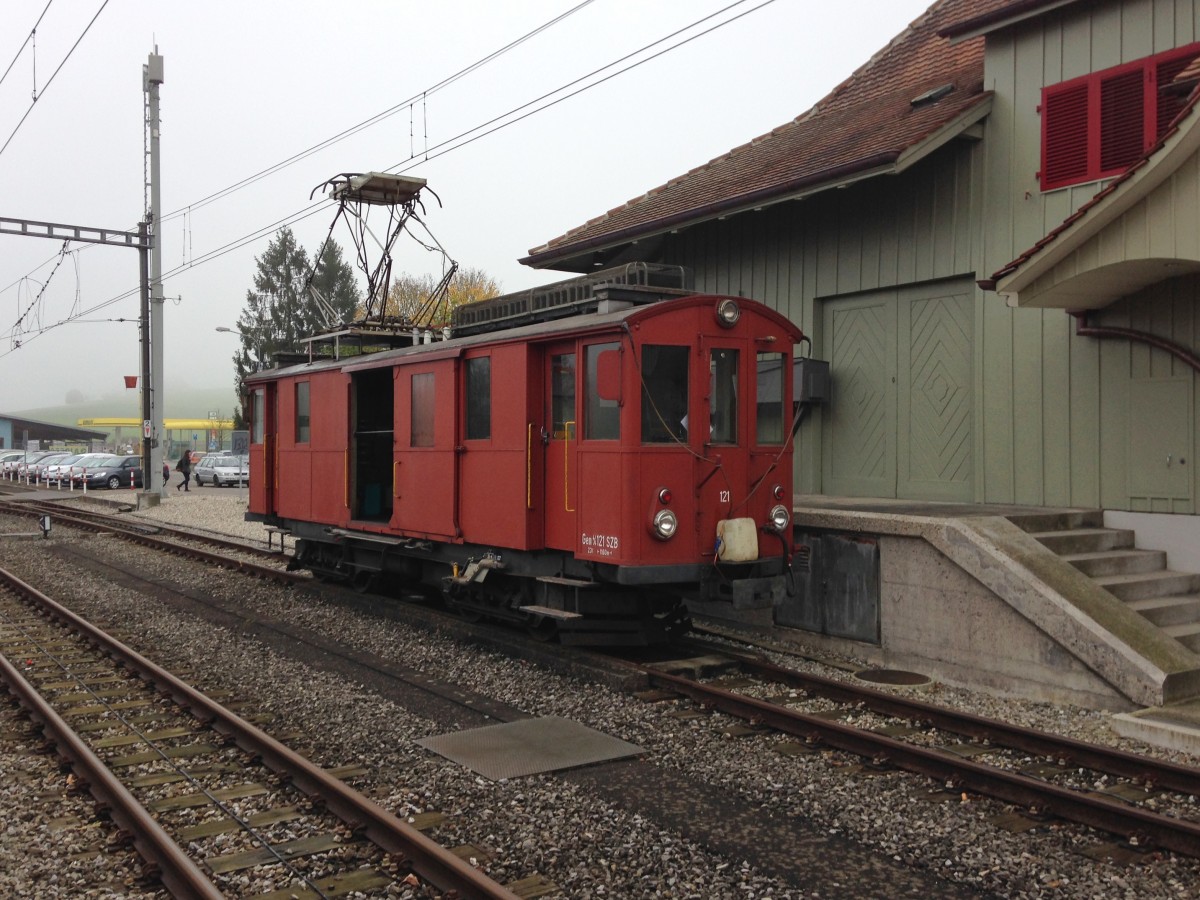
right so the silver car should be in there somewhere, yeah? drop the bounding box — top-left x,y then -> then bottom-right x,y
193,454 -> 248,487
42,453 -> 87,485
0,450 -> 26,475
16,451 -> 67,480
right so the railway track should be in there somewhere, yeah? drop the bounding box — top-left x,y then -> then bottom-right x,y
0,564 -> 519,898
6,493 -> 1200,890
23,497 -> 1200,859
634,633 -> 1200,861
0,497 -> 302,585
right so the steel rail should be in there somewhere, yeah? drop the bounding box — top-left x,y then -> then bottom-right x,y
718,648 -> 1200,796
646,667 -> 1200,858
0,498 -> 285,561
0,500 -> 307,586
0,566 -> 519,899
0,624 -> 225,898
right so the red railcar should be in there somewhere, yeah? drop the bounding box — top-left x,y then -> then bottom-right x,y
246,271 -> 804,644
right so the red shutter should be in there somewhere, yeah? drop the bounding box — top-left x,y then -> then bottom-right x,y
1041,42 -> 1200,191
1099,69 -> 1145,171
1042,83 -> 1089,188
1155,54 -> 1197,139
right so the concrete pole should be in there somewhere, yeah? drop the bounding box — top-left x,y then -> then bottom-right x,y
145,52 -> 165,497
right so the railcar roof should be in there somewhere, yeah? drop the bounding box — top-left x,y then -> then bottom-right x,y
245,293 -> 800,383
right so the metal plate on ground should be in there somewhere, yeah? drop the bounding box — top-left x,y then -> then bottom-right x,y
416,716 -> 644,780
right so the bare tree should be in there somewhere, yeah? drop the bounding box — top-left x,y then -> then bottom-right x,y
382,266 -> 500,326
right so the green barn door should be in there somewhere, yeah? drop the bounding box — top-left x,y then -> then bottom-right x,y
897,283 -> 973,501
822,281 -> 974,501
822,293 -> 897,497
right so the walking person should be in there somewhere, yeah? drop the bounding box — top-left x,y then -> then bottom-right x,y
175,453 -> 191,491
162,460 -> 170,488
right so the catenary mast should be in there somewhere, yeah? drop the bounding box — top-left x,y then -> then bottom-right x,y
145,51 -> 165,495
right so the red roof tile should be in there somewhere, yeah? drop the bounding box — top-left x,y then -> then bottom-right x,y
524,0 -> 1013,267
937,0 -> 1084,39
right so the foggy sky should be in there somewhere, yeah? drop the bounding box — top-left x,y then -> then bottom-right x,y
0,0 -> 932,412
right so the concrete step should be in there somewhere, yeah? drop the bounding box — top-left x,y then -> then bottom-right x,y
1128,594 -> 1200,628
1030,527 -> 1135,555
1094,570 -> 1200,602
1006,509 -> 1104,533
1061,548 -> 1167,577
1163,621 -> 1200,654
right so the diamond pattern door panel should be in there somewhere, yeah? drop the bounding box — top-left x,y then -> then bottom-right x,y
899,288 -> 973,501
823,296 -> 896,497
821,282 -> 974,501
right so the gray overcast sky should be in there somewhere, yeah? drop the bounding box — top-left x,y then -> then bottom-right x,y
0,0 -> 931,412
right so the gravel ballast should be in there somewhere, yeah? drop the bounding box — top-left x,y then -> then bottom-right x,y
0,489 -> 1198,897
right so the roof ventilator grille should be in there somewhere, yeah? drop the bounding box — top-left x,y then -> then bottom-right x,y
911,83 -> 954,107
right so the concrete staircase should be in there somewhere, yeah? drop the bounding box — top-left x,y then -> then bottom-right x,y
1009,510 -> 1200,652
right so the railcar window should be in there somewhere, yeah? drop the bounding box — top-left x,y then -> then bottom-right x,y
295,382 -> 311,443
252,389 -> 264,444
641,345 -> 688,443
465,357 -> 491,440
585,342 -> 620,440
756,352 -> 786,444
550,354 -> 576,440
411,373 -> 435,447
709,349 -> 738,444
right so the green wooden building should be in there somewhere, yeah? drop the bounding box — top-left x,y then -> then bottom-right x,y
521,0 -> 1200,714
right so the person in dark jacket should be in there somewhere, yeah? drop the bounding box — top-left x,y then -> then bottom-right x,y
175,454 -> 191,491
162,460 -> 170,487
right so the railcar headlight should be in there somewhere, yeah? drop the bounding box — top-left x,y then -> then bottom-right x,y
768,504 -> 790,532
651,509 -> 678,541
715,298 -> 740,328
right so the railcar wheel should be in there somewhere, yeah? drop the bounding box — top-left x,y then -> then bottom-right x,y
446,597 -> 483,622
526,617 -> 558,642
352,571 -> 378,594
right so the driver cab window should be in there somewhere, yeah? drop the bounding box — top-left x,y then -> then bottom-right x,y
641,345 -> 688,443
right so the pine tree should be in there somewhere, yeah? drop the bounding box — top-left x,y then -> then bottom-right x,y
309,239 -> 362,326
231,228 -> 361,425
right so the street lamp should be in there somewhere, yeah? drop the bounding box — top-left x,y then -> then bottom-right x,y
215,326 -> 244,336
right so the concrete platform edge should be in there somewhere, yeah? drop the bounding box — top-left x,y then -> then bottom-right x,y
791,504 -> 1200,708
1111,709 -> 1200,756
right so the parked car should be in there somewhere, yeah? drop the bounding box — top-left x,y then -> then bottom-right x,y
75,455 -> 143,490
42,454 -> 86,484
193,454 -> 248,487
28,452 -> 73,482
67,454 -> 118,486
0,450 -> 27,474
15,451 -> 66,480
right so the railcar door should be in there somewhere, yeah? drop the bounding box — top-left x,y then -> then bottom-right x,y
695,338 -> 749,551
249,384 -> 276,515
543,343 -> 578,551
